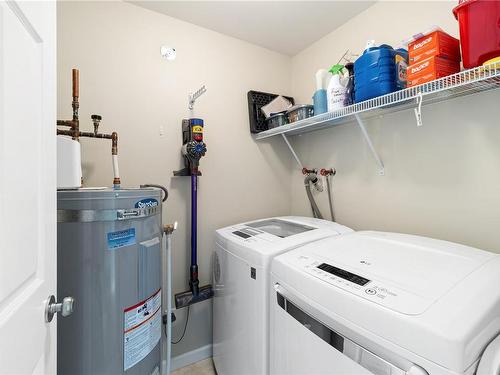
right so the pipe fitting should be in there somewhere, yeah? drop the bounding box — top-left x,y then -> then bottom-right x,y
91,114 -> 102,136
163,222 -> 178,235
320,168 -> 336,177
111,132 -> 118,155
302,167 -> 317,175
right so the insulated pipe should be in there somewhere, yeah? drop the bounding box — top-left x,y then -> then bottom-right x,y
111,132 -> 120,189
112,155 -> 120,189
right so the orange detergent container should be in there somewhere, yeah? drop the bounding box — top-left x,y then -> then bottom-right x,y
407,56 -> 460,87
453,0 -> 500,68
408,30 -> 461,63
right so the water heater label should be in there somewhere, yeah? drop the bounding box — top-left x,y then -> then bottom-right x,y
135,198 -> 159,208
124,289 -> 162,371
107,228 -> 136,250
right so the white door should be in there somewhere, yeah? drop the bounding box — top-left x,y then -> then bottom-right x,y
0,1 -> 57,374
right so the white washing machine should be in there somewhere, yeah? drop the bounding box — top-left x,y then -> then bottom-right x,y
212,216 -> 353,375
270,231 -> 500,375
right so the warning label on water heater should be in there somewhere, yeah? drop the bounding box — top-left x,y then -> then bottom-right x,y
124,289 -> 161,371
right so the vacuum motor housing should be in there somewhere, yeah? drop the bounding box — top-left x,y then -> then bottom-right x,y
174,118 -> 207,176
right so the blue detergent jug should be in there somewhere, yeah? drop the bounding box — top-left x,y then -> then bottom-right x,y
354,44 -> 408,103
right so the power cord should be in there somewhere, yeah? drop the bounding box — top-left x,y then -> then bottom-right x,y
168,306 -> 190,345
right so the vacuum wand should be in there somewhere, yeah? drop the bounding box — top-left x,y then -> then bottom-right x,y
190,173 -> 199,296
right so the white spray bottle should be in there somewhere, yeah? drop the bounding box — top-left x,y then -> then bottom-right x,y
326,64 -> 347,112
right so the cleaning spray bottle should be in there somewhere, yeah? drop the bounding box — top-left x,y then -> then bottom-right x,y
327,64 -> 347,112
344,62 -> 355,106
312,69 -> 329,115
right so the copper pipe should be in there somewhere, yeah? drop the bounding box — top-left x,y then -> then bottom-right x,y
57,129 -> 113,139
72,69 -> 79,98
57,68 -> 121,188
57,129 -> 75,137
79,131 -> 113,139
111,132 -> 118,155
57,120 -> 75,127
71,69 -> 80,140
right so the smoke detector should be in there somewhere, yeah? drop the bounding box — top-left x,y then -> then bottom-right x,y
160,46 -> 176,61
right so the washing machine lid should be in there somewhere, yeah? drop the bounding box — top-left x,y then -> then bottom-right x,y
215,216 -> 353,266
271,231 -> 500,373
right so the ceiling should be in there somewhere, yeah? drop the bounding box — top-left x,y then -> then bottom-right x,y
130,1 -> 375,56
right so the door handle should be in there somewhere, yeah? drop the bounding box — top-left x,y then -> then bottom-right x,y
45,295 -> 75,323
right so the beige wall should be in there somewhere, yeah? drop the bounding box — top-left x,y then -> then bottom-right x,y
57,1 -> 293,357
289,1 -> 500,253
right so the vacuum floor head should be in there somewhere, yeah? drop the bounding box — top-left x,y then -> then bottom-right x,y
175,284 -> 214,309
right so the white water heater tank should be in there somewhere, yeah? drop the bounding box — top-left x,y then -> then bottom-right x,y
57,135 -> 82,189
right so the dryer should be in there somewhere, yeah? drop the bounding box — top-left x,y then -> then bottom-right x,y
213,216 -> 353,375
270,231 -> 500,375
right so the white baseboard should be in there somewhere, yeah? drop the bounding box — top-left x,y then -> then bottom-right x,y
162,344 -> 213,373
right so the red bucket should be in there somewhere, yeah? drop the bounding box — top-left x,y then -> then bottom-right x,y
453,0 -> 500,68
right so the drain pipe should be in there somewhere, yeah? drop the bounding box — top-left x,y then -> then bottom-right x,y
320,168 -> 336,221
303,168 -> 324,219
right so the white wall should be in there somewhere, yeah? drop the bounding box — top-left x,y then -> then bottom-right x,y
290,1 -> 500,253
57,1 -> 293,357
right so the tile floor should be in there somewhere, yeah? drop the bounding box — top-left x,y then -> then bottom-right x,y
171,358 -> 216,375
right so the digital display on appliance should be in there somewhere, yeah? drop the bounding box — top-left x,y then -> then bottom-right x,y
232,230 -> 251,239
317,263 -> 370,286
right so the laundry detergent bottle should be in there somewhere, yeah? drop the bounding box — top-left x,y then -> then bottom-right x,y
327,64 -> 347,112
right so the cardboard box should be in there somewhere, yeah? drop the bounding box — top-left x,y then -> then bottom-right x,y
407,56 -> 460,87
408,30 -> 461,63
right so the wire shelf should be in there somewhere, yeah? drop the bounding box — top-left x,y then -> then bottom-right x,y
255,63 -> 500,140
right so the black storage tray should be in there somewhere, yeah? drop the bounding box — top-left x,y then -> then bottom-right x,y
247,90 -> 294,134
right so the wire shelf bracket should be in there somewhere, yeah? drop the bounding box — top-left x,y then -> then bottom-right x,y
354,114 -> 385,176
281,134 -> 303,169
414,92 -> 423,127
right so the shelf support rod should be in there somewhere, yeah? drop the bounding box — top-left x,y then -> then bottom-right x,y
281,134 -> 303,169
354,114 -> 385,176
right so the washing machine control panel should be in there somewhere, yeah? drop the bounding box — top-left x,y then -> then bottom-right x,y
296,255 -> 431,315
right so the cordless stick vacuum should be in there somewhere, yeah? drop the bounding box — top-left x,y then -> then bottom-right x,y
173,118 -> 213,309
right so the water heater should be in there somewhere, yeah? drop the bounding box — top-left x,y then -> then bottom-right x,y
57,188 -> 162,375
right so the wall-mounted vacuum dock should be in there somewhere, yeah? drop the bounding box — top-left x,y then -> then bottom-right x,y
173,117 -> 213,309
